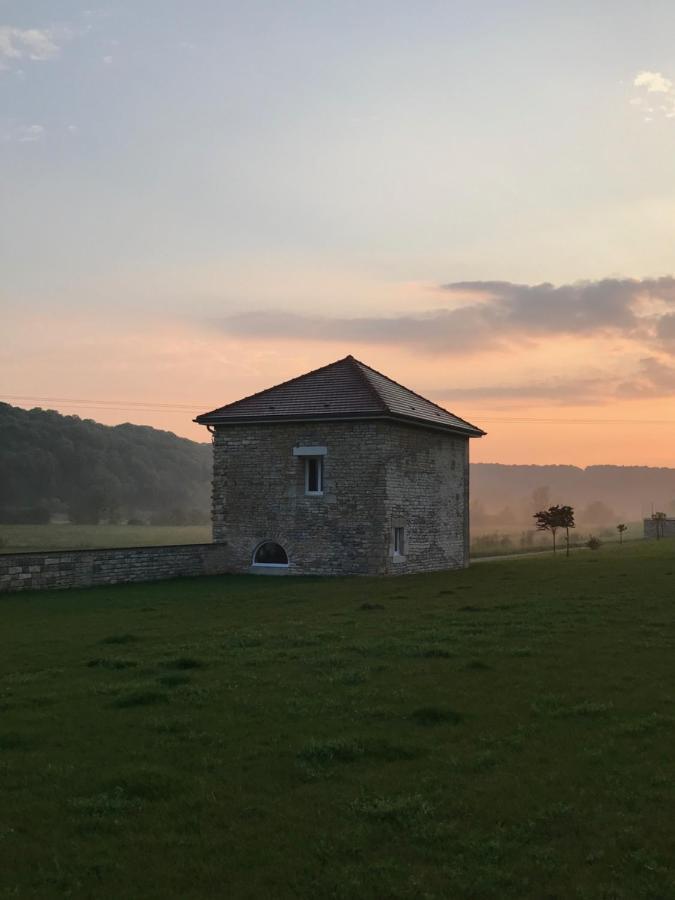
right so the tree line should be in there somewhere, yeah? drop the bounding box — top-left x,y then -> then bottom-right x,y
0,404 -> 211,525
533,505 -> 643,553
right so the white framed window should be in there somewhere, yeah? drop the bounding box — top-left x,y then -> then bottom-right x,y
304,457 -> 323,495
393,526 -> 405,556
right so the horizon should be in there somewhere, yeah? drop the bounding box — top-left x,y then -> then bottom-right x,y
6,397 -> 675,472
4,2 -> 675,466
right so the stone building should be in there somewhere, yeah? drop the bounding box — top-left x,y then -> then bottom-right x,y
195,356 -> 484,576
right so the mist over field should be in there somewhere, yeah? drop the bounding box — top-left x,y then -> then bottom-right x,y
2,403 -> 670,532
471,463 -> 675,527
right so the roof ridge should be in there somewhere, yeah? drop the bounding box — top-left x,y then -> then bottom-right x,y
345,355 -> 389,413
194,355 -> 355,422
351,356 -> 485,435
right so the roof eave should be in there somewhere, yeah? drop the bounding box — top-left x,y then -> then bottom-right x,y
194,410 -> 485,437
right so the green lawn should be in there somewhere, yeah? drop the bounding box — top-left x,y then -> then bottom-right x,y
1,542 -> 675,899
0,524 -> 211,553
0,522 -> 642,558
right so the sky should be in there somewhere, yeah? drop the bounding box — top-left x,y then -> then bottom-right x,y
3,1 -> 675,465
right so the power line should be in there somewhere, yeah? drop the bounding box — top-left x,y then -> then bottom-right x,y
1,394 -> 200,411
479,417 -> 675,425
2,395 -> 675,426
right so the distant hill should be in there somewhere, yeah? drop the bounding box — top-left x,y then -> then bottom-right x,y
471,463 -> 675,525
0,403 -> 211,525
2,403 -> 671,527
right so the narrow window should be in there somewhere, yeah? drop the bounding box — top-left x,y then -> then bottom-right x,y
393,526 -> 405,556
305,457 -> 323,495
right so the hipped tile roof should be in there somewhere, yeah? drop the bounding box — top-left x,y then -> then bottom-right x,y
195,355 -> 485,437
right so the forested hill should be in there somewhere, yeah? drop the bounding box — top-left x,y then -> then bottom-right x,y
0,403 -> 211,524
2,402 -> 673,526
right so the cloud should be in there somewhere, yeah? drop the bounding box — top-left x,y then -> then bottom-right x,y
0,26 -> 61,67
431,356 -> 675,406
206,276 -> 675,405
16,124 -> 44,142
634,71 -> 673,93
0,23 -> 84,72
427,374 -> 609,405
632,70 -> 675,120
1,123 -> 45,143
211,276 -> 675,355
616,356 -> 675,398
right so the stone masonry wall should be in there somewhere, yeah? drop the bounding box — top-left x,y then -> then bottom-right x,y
644,518 -> 675,539
0,543 -> 230,594
212,421 -> 388,576
211,420 -> 470,576
382,424 -> 469,575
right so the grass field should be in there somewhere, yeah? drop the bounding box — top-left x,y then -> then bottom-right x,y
0,524 -> 211,553
0,522 -> 643,557
470,522 -> 645,557
2,542 -> 675,899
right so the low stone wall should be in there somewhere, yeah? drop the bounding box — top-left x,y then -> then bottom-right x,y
0,543 -> 230,594
644,518 -> 675,539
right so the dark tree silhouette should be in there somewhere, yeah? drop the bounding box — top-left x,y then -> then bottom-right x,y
533,504 -> 575,555
534,508 -> 557,553
0,403 -> 211,524
558,505 -> 575,557
616,523 -> 628,544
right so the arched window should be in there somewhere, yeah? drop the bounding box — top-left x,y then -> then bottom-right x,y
252,541 -> 289,567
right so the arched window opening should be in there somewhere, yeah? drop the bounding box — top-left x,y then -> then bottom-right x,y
253,541 -> 289,566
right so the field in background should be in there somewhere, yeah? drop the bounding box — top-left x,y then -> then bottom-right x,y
0,524 -> 211,554
470,521 -> 645,557
2,542 -> 675,898
0,522 -> 645,556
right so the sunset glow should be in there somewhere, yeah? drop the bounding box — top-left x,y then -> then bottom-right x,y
4,2 -> 675,467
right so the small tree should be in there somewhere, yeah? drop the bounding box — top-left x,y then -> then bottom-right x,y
652,511 -> 667,540
558,505 -> 575,557
534,504 -> 574,554
534,507 -> 558,553
616,523 -> 628,544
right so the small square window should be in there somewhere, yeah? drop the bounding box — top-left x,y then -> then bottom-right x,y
305,457 -> 323,495
393,526 -> 405,556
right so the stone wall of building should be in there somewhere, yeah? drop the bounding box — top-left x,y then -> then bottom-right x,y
211,419 -> 470,576
212,421 -> 387,576
0,543 -> 230,594
644,517 -> 675,539
382,423 -> 469,575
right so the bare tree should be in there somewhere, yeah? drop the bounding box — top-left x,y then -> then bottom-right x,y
616,523 -> 628,544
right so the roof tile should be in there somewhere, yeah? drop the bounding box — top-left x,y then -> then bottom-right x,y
195,355 -> 484,437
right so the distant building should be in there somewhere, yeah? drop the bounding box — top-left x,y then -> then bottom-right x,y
644,517 -> 675,539
195,356 -> 484,575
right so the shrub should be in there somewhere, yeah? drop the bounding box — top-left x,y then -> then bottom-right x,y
587,536 -> 602,550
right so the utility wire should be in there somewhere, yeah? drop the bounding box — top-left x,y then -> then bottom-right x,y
3,394 -> 675,426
